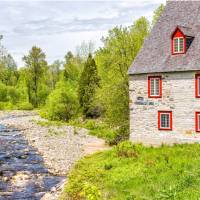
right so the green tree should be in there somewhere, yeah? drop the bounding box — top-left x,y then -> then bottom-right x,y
16,67 -> 34,109
42,51 -> 83,120
0,82 -> 8,102
43,74 -> 78,121
23,46 -> 48,107
78,54 -> 100,118
64,51 -> 83,82
95,17 -> 149,141
48,60 -> 61,90
152,4 -> 165,26
0,36 -> 18,86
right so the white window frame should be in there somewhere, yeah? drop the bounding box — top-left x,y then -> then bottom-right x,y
149,77 -> 161,97
198,77 -> 200,97
173,37 -> 184,53
160,113 -> 170,129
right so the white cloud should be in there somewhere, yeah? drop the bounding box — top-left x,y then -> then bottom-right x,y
0,0 -> 165,66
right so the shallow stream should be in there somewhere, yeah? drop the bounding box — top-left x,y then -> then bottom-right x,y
0,124 -> 65,200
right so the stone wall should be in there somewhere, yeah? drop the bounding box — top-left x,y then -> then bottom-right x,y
129,71 -> 200,146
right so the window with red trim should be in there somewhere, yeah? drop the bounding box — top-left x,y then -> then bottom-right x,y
148,76 -> 162,98
158,111 -> 172,131
195,74 -> 200,98
195,112 -> 200,132
171,28 -> 186,55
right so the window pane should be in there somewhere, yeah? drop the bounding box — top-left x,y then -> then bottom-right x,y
150,79 -> 155,95
161,114 -> 170,128
174,38 -> 179,52
161,115 -> 165,127
155,79 -> 160,96
179,38 -> 184,52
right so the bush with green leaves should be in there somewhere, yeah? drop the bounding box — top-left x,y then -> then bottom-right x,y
0,82 -> 21,109
84,119 -> 98,130
17,102 -> 33,110
0,82 -> 8,102
116,141 -> 142,158
43,78 -> 78,121
7,86 -> 20,104
80,182 -> 102,200
0,102 -> 14,110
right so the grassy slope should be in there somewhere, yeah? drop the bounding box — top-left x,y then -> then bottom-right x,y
60,143 -> 200,200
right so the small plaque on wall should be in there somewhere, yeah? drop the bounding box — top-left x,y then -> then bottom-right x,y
134,97 -> 158,106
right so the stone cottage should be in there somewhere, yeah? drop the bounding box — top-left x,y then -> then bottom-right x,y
128,1 -> 200,145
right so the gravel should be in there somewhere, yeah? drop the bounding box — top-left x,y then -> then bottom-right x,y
0,111 -> 108,200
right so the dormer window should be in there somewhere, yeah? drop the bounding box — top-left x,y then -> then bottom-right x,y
171,26 -> 194,55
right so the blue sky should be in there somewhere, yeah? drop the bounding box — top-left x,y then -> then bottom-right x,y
0,0 -> 166,66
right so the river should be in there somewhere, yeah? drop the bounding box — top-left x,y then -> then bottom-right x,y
0,124 -> 65,200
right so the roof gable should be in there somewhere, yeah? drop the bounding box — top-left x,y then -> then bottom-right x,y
128,1 -> 200,75
176,26 -> 194,37
171,27 -> 185,38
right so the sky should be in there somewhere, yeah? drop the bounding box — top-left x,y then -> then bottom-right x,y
0,0 -> 166,66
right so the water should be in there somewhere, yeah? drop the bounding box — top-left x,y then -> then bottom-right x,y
0,125 -> 65,200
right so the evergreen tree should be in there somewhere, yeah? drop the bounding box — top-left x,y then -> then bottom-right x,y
78,54 -> 100,118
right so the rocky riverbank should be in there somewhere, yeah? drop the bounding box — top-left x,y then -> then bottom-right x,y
0,111 -> 109,200
0,124 -> 65,200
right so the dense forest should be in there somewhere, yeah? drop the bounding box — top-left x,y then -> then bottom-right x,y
0,5 -> 164,144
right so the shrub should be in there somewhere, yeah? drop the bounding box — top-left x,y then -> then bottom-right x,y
4,102 -> 14,110
88,126 -> 117,145
104,163 -> 113,170
103,130 -> 118,145
80,182 -> 102,200
116,141 -> 140,158
17,102 -> 33,110
86,105 -> 102,119
0,102 -> 5,110
0,82 -> 8,102
0,102 -> 14,110
7,86 -> 19,104
84,120 -> 98,130
103,125 -> 129,145
44,80 -> 78,121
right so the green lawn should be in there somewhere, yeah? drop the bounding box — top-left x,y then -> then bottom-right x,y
60,142 -> 200,200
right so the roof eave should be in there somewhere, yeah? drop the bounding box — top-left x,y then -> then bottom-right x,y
128,69 -> 200,76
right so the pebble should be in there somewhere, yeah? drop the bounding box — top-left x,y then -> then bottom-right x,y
0,125 -> 65,199
0,111 -> 108,199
